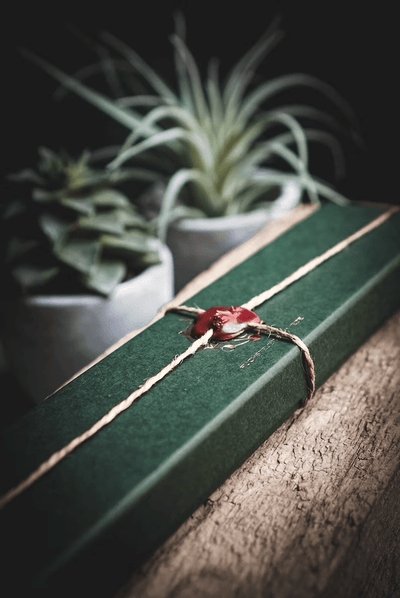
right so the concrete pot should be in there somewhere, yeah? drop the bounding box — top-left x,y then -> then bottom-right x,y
0,240 -> 173,403
167,180 -> 302,292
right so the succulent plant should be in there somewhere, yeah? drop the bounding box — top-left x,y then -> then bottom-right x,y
22,15 -> 357,242
1,147 -> 161,297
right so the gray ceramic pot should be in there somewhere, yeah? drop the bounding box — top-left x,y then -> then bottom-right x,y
1,240 -> 173,403
167,180 -> 301,292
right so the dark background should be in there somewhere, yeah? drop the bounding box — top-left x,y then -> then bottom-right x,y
2,1 -> 397,205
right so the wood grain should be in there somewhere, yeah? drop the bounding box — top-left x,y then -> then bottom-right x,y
114,309 -> 400,598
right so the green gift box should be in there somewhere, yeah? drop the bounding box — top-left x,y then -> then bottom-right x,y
1,203 -> 399,598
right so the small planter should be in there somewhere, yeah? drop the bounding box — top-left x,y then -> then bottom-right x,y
167,180 -> 302,291
0,240 -> 173,403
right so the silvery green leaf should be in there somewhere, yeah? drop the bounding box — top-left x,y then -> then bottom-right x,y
156,168 -> 212,241
116,95 -> 164,108
169,34 -> 208,122
100,31 -> 177,103
21,49 -> 159,135
167,205 -> 207,220
172,14 -> 193,113
23,16 -> 354,224
108,127 -> 212,172
272,128 -> 346,180
239,73 -> 356,127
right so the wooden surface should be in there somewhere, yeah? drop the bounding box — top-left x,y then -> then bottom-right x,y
114,309 -> 400,598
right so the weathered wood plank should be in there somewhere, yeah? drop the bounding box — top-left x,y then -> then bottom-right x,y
114,309 -> 400,598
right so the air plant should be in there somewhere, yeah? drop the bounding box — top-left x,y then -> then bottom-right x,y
21,15 -> 356,242
2,147 -> 161,296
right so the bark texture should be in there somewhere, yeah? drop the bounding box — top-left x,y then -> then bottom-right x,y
115,310 -> 400,598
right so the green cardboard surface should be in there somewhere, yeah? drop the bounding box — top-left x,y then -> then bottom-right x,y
1,204 -> 400,597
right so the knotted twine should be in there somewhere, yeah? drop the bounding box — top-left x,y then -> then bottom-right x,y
0,206 -> 398,511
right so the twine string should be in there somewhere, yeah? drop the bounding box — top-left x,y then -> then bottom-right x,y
0,206 -> 397,511
243,206 -> 399,311
0,329 -> 213,510
169,311 -> 315,403
249,322 -> 315,403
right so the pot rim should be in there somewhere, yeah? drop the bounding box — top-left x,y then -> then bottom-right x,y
172,179 -> 301,232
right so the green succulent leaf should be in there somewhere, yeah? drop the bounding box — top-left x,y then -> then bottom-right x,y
54,238 -> 101,273
59,197 -> 95,215
2,200 -> 27,219
5,143 -> 161,297
77,203 -> 149,233
39,213 -> 70,244
77,210 -> 125,235
101,230 -> 154,256
107,167 -> 164,185
117,209 -> 150,229
139,250 -> 162,266
6,238 -> 41,263
89,188 -> 132,208
32,188 -> 54,202
37,146 -> 59,164
82,260 -> 127,296
11,264 -> 60,289
7,169 -> 47,185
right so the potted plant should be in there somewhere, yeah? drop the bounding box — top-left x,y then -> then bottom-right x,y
22,14 -> 355,291
0,147 -> 173,402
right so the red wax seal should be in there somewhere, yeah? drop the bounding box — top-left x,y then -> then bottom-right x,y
191,306 -> 261,341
